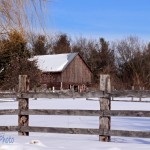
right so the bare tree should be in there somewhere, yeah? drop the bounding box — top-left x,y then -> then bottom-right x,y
114,36 -> 145,89
72,37 -> 94,62
0,0 -> 47,35
72,37 -> 116,83
0,0 -> 48,89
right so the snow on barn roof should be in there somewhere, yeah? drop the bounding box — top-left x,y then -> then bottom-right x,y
32,53 -> 78,72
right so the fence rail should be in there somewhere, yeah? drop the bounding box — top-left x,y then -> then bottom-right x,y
1,75 -> 150,142
0,126 -> 150,139
1,109 -> 150,117
1,90 -> 150,99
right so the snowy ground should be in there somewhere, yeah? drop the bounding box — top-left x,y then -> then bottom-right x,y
0,98 -> 150,150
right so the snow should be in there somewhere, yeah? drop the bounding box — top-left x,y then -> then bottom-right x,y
0,98 -> 150,149
31,53 -> 77,72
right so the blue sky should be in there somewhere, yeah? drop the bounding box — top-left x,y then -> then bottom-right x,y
45,0 -> 150,41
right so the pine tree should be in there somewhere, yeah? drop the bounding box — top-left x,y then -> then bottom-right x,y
0,30 -> 40,90
53,34 -> 71,54
32,34 -> 49,55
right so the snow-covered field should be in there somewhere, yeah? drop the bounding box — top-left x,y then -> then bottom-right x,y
0,98 -> 150,150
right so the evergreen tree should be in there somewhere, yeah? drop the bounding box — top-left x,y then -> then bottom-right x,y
53,34 -> 71,54
32,34 -> 49,55
0,30 -> 40,90
98,38 -> 115,73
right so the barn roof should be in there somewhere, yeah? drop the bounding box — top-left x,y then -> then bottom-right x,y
31,53 -> 78,72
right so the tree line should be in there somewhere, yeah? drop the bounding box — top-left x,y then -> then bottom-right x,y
0,30 -> 150,90
31,33 -> 150,90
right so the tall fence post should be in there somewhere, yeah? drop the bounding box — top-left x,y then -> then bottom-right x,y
99,74 -> 111,142
18,75 -> 29,136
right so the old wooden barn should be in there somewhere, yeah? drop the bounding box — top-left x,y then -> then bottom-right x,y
33,53 -> 92,91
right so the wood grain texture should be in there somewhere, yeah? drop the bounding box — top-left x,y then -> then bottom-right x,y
0,126 -> 18,131
109,130 -> 150,138
0,125 -> 150,139
19,127 -> 150,138
20,91 -> 108,99
99,74 -> 111,142
18,75 -> 29,136
1,90 -> 150,99
1,109 -> 150,117
0,92 -> 16,98
23,109 -> 100,116
21,126 -> 99,135
0,109 -> 19,115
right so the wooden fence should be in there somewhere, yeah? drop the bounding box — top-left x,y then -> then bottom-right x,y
0,75 -> 150,142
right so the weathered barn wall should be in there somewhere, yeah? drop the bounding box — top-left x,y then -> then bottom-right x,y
40,54 -> 92,89
41,72 -> 61,84
62,55 -> 92,84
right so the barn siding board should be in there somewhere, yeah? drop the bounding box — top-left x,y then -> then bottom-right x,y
41,72 -> 61,84
62,55 -> 91,84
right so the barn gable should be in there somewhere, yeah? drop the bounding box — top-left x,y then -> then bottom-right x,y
62,54 -> 92,83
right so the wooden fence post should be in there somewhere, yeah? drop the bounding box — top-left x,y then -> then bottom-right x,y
99,74 -> 111,142
18,75 -> 29,136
